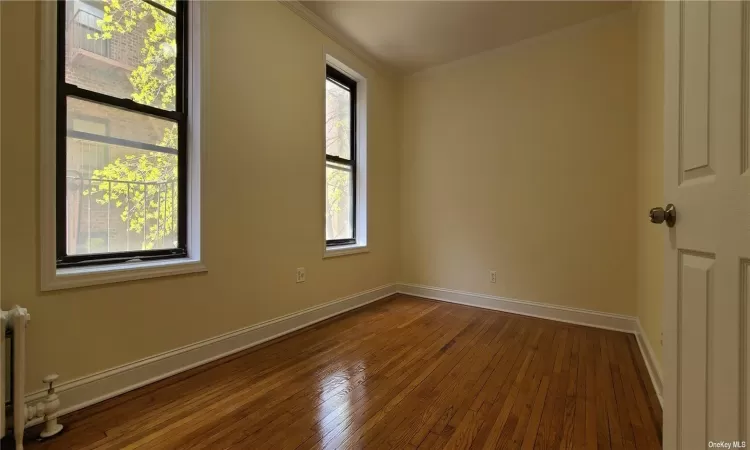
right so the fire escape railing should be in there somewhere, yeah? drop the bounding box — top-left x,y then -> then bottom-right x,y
66,175 -> 178,255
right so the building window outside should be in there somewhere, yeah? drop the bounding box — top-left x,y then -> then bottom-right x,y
70,1 -> 111,58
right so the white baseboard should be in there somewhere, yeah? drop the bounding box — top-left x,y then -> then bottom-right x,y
397,283 -> 665,405
635,319 -> 664,406
23,283 -> 397,427
22,282 -> 662,429
397,283 -> 637,333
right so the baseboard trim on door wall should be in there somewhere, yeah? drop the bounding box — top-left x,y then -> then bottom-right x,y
397,283 -> 666,404
23,283 -> 398,428
635,319 -> 664,406
397,283 -> 638,333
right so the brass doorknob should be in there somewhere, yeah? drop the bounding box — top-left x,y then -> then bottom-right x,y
649,204 -> 676,227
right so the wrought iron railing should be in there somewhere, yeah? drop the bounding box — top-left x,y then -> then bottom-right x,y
66,175 -> 177,255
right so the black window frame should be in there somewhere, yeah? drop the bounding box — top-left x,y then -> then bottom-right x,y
56,0 -> 188,268
325,65 -> 357,247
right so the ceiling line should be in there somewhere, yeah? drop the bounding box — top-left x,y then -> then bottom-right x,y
278,0 -> 400,77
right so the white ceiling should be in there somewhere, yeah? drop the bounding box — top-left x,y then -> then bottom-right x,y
300,1 -> 631,74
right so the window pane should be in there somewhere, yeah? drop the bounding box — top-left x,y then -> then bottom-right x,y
326,80 -> 352,159
326,163 -> 353,241
65,0 -> 177,111
66,97 -> 179,255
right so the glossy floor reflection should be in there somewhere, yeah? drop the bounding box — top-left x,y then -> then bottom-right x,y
21,295 -> 662,449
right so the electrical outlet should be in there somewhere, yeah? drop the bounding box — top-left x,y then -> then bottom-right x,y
296,267 -> 306,283
490,271 -> 497,284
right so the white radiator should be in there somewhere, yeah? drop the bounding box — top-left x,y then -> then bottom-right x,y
2,306 -> 31,450
2,307 -> 63,449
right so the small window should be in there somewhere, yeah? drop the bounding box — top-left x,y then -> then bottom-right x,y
57,0 -> 187,266
325,66 -> 357,247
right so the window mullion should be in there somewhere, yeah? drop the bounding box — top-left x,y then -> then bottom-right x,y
326,155 -> 354,167
63,84 -> 184,122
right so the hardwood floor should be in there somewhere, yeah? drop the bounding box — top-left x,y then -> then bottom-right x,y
20,295 -> 662,449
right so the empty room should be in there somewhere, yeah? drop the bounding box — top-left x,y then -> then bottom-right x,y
0,0 -> 746,449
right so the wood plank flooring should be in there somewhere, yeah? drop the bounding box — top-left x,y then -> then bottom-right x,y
19,295 -> 662,449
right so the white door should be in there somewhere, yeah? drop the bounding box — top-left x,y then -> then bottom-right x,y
663,1 -> 748,448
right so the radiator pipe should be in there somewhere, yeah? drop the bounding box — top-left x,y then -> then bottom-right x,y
10,306 -> 29,450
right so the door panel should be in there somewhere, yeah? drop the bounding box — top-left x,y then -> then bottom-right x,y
681,1 -> 712,181
664,1 -> 745,448
678,252 -> 714,447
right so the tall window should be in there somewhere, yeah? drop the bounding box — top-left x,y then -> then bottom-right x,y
325,66 -> 357,247
57,0 -> 187,266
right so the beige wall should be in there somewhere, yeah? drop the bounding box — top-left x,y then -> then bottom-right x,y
0,0 -> 664,398
400,11 -> 638,315
0,1 -> 401,388
635,1 -> 665,366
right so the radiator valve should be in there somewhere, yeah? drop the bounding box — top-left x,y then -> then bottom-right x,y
26,374 -> 64,439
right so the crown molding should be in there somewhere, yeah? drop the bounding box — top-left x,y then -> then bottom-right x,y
278,0 -> 398,77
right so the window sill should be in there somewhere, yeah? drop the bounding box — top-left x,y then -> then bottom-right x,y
42,258 -> 207,291
323,244 -> 369,259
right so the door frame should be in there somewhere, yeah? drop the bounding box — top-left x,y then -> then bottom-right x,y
662,2 -> 680,448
